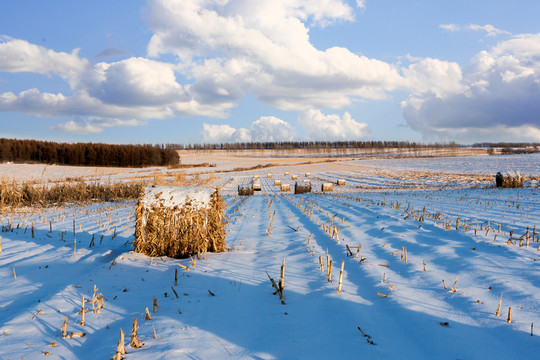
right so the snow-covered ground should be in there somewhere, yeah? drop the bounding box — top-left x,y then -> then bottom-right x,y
0,154 -> 538,359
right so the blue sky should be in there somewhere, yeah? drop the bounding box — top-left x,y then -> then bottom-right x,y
1,0 -> 540,145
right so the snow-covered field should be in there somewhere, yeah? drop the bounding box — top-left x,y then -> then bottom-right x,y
0,154 -> 539,359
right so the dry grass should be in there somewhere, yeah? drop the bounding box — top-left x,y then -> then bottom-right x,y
134,187 -> 227,258
0,179 -> 144,209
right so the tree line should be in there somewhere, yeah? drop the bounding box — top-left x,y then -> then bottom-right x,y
0,138 -> 179,167
165,141 -> 459,151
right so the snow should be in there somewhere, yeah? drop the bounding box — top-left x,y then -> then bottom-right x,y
0,154 -> 539,359
141,186 -> 216,209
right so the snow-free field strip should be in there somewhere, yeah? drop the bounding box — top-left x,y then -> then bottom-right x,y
0,155 -> 539,359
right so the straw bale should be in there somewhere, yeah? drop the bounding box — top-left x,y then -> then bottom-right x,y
134,186 -> 226,258
295,182 -> 311,194
238,185 -> 254,196
267,174 -> 272,178
337,179 -> 346,186
252,179 -> 262,191
274,180 -> 282,186
495,171 -> 523,188
281,184 -> 291,192
321,183 -> 334,192
291,175 -> 298,180
284,172 -> 289,176
305,173 -> 311,177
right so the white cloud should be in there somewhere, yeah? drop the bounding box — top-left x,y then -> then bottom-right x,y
201,116 -> 296,143
145,0 -> 403,111
439,24 -> 460,32
0,37 -> 234,122
401,33 -> 540,142
439,23 -> 511,37
51,118 -> 103,134
0,37 -> 89,89
298,109 -> 370,140
86,57 -> 186,106
402,58 -> 466,98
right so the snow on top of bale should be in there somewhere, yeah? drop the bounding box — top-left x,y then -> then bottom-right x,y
498,170 -> 522,178
141,186 -> 215,209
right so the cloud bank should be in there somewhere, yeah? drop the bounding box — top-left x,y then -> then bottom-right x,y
298,109 -> 370,141
401,33 -> 540,141
1,3 -> 540,142
201,116 -> 296,143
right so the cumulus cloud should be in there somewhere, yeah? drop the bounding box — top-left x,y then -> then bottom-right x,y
401,33 -> 540,142
0,36 -> 89,87
201,116 -> 296,143
145,0 -> 403,110
439,23 -> 511,37
86,57 -> 186,106
298,109 -> 370,140
0,36 -> 234,124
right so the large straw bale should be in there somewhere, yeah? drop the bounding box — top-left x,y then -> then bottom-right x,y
274,180 -> 282,186
295,181 -> 311,194
134,186 -> 226,258
337,179 -> 346,186
321,183 -> 334,192
238,184 -> 254,196
291,175 -> 298,180
495,171 -> 523,188
305,173 -> 311,177
267,174 -> 272,178
281,184 -> 291,192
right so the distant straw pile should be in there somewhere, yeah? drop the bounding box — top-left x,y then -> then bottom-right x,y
295,182 -> 311,194
134,186 -> 226,258
321,183 -> 334,192
238,184 -> 254,196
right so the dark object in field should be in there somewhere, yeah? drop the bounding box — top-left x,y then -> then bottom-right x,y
238,184 -> 254,196
134,186 -> 226,258
495,171 -> 523,188
294,181 -> 311,194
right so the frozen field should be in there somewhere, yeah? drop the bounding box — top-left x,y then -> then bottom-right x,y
0,154 -> 538,359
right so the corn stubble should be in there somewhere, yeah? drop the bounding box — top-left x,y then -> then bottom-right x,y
134,188 -> 227,258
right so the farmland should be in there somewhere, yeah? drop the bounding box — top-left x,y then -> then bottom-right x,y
0,152 -> 539,359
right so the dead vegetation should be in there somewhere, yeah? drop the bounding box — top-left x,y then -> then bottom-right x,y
0,179 -> 144,209
134,187 -> 227,258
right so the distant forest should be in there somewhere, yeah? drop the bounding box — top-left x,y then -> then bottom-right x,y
0,138 -> 179,167
165,141 -> 459,151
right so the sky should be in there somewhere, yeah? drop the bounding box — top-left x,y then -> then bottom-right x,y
1,0 -> 540,145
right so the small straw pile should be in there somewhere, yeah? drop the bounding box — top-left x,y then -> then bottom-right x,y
134,186 -> 226,258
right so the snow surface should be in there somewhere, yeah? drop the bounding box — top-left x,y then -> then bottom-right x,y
141,186 -> 215,209
0,154 -> 539,359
